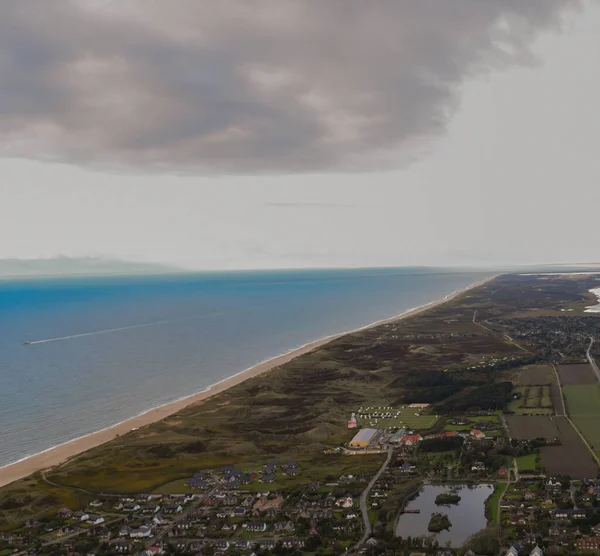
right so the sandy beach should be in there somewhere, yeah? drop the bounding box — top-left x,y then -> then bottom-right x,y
0,275 -> 494,488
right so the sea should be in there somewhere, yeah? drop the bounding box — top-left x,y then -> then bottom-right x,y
0,267 -> 493,469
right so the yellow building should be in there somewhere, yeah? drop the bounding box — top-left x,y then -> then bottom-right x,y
349,428 -> 378,448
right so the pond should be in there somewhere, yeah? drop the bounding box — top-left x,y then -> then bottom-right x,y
395,484 -> 493,547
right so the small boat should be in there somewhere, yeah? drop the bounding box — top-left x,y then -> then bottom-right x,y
23,341 -> 31,345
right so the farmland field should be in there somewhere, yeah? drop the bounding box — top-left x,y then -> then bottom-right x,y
540,417 -> 598,479
563,383 -> 600,455
518,365 -> 554,386
507,385 -> 553,415
563,384 -> 600,416
506,415 -> 596,478
506,416 -> 560,440
570,416 -> 600,455
558,364 -> 597,385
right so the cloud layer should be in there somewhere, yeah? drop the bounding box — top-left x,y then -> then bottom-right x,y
0,0 -> 581,173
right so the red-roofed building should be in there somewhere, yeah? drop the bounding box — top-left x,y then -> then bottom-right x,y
401,434 -> 423,446
425,431 -> 459,440
471,429 -> 485,439
348,413 -> 358,429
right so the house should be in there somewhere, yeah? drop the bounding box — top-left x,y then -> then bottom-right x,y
139,547 -> 164,556
114,541 -> 134,553
573,509 -> 587,519
87,514 -> 104,525
214,540 -> 230,550
89,499 -> 103,508
186,478 -> 207,489
554,510 -> 569,520
499,466 -> 509,478
130,525 -> 153,538
246,521 -> 267,532
471,462 -> 486,472
401,434 -> 423,446
58,507 -> 73,519
577,538 -> 600,551
232,507 -> 246,517
152,515 -> 166,526
335,496 -> 353,508
530,546 -> 543,556
241,495 -> 255,507
119,526 -> 132,537
389,429 -> 408,444
348,413 -> 358,428
79,513 -> 90,522
506,546 -> 519,556
262,473 -> 275,483
399,462 -> 415,473
471,429 -> 486,439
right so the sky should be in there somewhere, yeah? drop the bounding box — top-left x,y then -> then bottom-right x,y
1,0 -> 599,271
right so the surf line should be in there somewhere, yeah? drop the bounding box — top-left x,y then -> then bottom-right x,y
23,307 -> 258,346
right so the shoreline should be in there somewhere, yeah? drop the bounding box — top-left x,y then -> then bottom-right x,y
0,275 -> 495,488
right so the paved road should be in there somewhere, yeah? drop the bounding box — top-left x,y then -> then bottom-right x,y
472,310 -> 532,354
586,338 -> 600,382
552,362 -> 600,466
347,446 -> 393,554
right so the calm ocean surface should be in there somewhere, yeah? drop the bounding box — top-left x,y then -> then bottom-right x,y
0,267 -> 492,468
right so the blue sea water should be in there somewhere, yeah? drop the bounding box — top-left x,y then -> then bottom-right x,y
0,267 -> 492,468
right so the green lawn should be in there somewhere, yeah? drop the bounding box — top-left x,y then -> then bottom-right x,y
356,406 -> 440,431
515,454 -> 537,472
564,384 -> 600,415
445,415 -> 502,433
564,384 -> 600,451
507,386 -> 553,415
486,483 -> 507,524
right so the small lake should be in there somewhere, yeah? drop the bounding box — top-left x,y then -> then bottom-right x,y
395,484 -> 493,547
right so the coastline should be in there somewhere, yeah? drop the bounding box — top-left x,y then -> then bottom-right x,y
0,275 -> 495,488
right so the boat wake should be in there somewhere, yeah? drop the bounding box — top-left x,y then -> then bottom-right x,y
23,308 -> 257,345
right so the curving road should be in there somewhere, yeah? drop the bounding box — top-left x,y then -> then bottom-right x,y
347,446 -> 393,554
586,338 -> 600,382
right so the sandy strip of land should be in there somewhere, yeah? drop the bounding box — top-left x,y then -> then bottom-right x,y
0,275 -> 495,488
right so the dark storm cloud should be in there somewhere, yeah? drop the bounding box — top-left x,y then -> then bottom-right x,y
0,0 -> 581,173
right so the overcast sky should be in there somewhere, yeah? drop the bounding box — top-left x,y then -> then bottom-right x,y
1,0 -> 599,270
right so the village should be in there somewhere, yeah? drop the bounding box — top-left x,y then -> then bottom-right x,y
4,400 -> 600,555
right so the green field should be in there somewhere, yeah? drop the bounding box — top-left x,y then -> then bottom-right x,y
507,386 -> 553,415
486,483 -> 507,524
564,384 -> 600,453
445,415 -> 503,435
569,415 -> 600,454
515,454 -> 538,472
564,384 -> 600,415
356,406 -> 440,430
